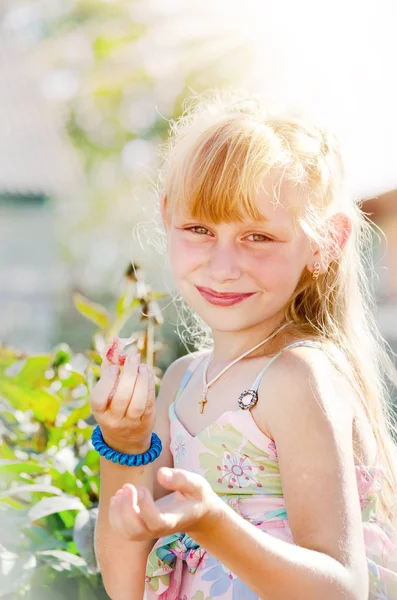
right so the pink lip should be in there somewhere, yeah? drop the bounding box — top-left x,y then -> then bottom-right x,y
196,286 -> 256,306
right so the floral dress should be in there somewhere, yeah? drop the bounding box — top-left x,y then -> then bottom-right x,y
145,340 -> 397,599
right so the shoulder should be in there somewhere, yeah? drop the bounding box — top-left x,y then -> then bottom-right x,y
159,350 -> 208,403
260,341 -> 355,438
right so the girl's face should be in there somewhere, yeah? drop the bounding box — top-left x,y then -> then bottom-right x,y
165,183 -> 314,333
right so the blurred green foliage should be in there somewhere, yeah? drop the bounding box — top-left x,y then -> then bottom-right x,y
0,264 -> 166,598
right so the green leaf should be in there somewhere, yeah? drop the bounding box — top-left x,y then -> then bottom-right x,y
85,349 -> 102,364
72,292 -> 111,329
0,379 -> 30,411
0,503 -> 30,549
58,509 -> 77,529
115,294 -> 140,318
32,389 -> 61,423
63,401 -> 92,428
37,550 -> 88,573
0,409 -> 18,423
51,471 -> 80,497
58,370 -> 87,389
13,355 -> 52,388
0,460 -> 46,478
0,443 -> 16,461
52,343 -> 72,368
24,525 -> 69,552
29,496 -> 85,522
0,380 -> 60,423
115,292 -> 127,317
73,507 -> 98,572
0,484 -> 63,499
80,449 -> 99,471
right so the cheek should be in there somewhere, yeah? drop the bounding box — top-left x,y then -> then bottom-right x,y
248,247 -> 304,288
168,236 -> 204,277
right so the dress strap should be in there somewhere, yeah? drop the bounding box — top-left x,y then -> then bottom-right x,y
174,340 -> 325,404
174,352 -> 209,403
249,339 -> 324,393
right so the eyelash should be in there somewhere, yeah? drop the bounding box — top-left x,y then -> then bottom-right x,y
186,226 -> 274,243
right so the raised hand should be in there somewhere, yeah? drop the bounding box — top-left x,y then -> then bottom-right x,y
108,467 -> 223,542
89,337 -> 156,455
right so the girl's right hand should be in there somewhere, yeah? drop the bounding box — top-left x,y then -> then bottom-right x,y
89,339 -> 156,455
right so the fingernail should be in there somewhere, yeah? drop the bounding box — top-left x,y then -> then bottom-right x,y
162,468 -> 173,482
122,485 -> 131,497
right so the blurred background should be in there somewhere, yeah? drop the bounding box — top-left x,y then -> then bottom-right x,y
1,0 -> 397,362
1,1 -> 397,597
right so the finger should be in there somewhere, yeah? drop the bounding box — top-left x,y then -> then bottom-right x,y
101,339 -> 136,372
118,485 -> 152,540
136,486 -> 173,534
145,368 -> 156,413
125,364 -> 149,419
109,352 -> 140,419
101,339 -> 123,370
90,365 -> 120,413
109,488 -> 133,538
100,344 -> 113,372
157,467 -> 204,496
108,494 -> 126,538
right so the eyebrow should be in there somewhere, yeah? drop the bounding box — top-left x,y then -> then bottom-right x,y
242,215 -> 269,224
176,213 -> 271,226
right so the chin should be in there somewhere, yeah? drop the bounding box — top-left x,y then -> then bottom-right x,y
193,304 -> 267,333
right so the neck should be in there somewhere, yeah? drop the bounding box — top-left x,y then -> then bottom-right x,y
209,313 -> 289,370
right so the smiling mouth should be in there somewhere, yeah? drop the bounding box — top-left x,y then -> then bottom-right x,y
196,286 -> 255,299
195,286 -> 257,306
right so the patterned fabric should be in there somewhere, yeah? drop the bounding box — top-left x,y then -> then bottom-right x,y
145,341 -> 397,599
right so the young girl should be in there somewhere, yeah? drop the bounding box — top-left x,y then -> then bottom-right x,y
90,90 -> 397,600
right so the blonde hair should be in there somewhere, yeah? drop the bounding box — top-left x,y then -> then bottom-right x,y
158,88 -> 397,534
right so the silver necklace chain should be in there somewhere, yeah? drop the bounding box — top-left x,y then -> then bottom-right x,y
199,320 -> 292,413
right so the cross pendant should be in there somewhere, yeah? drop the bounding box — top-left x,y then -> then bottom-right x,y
199,395 -> 207,414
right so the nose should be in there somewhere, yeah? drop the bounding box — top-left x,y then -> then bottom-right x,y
207,241 -> 241,283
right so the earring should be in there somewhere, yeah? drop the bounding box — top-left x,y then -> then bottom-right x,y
312,262 -> 321,280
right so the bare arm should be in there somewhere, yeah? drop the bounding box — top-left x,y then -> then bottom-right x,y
94,350 -> 198,600
187,347 -> 369,600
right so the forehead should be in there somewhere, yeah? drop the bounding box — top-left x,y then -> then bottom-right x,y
254,178 -> 301,223
175,175 -> 302,231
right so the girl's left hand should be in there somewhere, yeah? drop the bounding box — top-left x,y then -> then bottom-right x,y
108,467 -> 223,541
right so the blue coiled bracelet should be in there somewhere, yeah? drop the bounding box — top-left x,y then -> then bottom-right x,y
91,425 -> 162,466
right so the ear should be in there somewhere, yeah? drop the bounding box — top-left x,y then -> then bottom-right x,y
307,212 -> 352,275
327,212 -> 352,259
